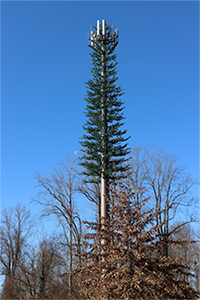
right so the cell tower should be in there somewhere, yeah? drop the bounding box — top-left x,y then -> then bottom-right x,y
88,20 -> 119,227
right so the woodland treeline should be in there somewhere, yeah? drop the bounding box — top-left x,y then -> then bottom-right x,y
1,147 -> 199,299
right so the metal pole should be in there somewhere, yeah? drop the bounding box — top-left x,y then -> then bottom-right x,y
101,22 -> 109,250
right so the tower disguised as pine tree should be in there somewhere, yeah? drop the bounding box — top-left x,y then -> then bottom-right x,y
80,20 -> 130,220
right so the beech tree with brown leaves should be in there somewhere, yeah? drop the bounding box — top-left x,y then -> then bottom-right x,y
76,180 -> 198,300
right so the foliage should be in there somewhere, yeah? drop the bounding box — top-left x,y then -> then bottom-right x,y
76,181 -> 198,299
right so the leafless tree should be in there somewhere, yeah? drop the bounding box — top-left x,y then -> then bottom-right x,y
5,233 -> 79,300
193,242 -> 200,294
78,179 -> 101,220
33,158 -> 82,295
169,222 -> 200,294
0,204 -> 33,278
0,204 -> 34,299
130,146 -> 198,257
36,239 -> 62,297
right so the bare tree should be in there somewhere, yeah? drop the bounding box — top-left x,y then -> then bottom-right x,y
33,158 -> 82,294
9,234 -> 78,300
78,179 -> 101,220
0,204 -> 33,278
169,222 -> 200,293
130,146 -> 198,257
194,243 -> 200,294
35,237 -> 60,298
128,147 -> 149,209
0,204 -> 34,299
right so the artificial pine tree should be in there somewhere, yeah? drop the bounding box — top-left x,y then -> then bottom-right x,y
80,20 -> 130,187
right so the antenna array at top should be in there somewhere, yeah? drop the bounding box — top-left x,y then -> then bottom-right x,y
88,19 -> 119,50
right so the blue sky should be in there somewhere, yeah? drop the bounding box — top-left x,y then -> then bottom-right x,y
1,1 -> 199,215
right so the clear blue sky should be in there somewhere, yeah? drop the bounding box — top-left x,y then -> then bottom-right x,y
1,1 -> 199,214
